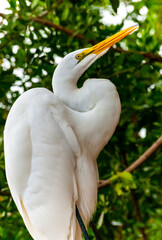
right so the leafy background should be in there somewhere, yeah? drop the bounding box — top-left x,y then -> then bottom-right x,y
0,0 -> 161,239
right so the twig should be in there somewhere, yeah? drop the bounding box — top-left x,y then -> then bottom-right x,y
107,61 -> 149,79
107,66 -> 135,78
31,17 -> 84,39
99,136 -> 162,188
89,221 -> 102,240
113,47 -> 162,63
124,136 -> 162,172
131,189 -> 147,240
0,12 -> 84,39
0,12 -> 161,63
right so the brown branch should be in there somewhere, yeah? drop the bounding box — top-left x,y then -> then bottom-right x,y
113,47 -> 162,63
131,190 -> 147,240
0,12 -> 162,63
0,12 -> 84,39
99,136 -> 162,189
124,136 -> 162,172
31,17 -> 84,39
89,221 -> 102,240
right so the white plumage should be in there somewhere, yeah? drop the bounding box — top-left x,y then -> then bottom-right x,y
4,26 -> 137,240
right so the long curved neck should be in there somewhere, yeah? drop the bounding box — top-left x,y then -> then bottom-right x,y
52,58 -> 119,113
53,67 -> 121,159
53,63 -> 78,91
52,50 -> 102,112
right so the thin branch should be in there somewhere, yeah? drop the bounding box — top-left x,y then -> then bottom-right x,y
113,47 -> 162,63
99,136 -> 162,189
0,12 -> 161,63
131,189 -> 147,240
124,136 -> 162,172
107,60 -> 149,79
0,12 -> 84,39
107,66 -> 135,78
31,17 -> 84,39
89,221 -> 102,240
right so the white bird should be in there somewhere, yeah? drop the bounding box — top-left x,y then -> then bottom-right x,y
4,26 -> 138,240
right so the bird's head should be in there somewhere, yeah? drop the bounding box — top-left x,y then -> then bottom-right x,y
53,26 -> 138,92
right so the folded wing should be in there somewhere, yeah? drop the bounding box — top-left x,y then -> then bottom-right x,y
4,88 -> 81,240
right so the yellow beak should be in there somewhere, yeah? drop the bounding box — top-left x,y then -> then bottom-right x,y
75,25 -> 138,60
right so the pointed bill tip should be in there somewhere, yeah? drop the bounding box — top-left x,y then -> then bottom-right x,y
125,24 -> 139,33
91,25 -> 139,55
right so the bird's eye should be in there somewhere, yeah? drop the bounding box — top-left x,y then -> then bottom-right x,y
75,54 -> 82,60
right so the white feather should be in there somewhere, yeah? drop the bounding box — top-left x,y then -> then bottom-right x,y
4,48 -> 121,240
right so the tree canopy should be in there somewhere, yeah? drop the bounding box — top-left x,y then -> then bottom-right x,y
0,0 -> 161,239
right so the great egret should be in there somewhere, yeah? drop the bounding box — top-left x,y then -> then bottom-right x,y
4,26 -> 138,240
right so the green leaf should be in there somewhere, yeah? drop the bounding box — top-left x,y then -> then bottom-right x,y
114,182 -> 123,196
46,0 -> 51,9
19,0 -> 27,9
110,0 -> 120,13
31,0 -> 39,9
10,0 -> 16,8
119,172 -> 134,181
62,7 -> 70,21
109,174 -> 118,183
